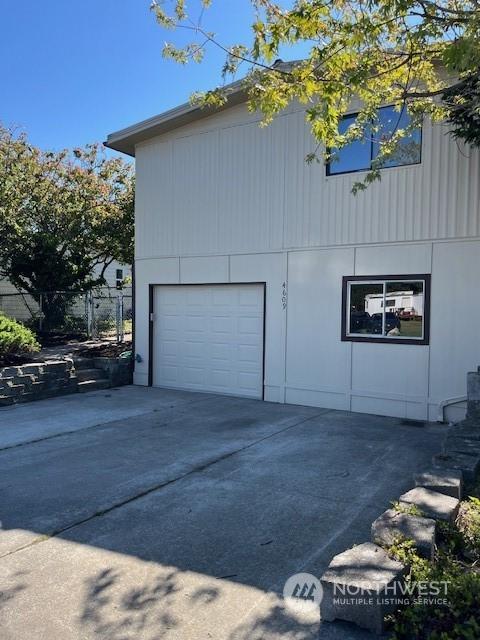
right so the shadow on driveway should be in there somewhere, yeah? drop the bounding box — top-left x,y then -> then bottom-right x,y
0,387 -> 446,639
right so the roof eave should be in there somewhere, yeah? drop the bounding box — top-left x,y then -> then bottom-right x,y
104,83 -> 248,157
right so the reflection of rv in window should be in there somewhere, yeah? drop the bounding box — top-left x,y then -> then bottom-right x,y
364,291 -> 424,319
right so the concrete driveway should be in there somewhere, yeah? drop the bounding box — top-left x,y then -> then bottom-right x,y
0,387 -> 445,640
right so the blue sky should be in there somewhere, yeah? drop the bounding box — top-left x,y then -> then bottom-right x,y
1,0 -> 265,155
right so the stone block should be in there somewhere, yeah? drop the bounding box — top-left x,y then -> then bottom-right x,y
14,374 -> 36,388
320,542 -> 405,634
0,377 -> 15,390
399,487 -> 459,522
31,381 -> 46,393
0,366 -> 21,377
433,452 -> 480,482
21,364 -> 45,376
371,509 -> 436,559
44,360 -> 69,372
450,425 -> 480,441
467,368 -> 480,420
1,384 -> 25,398
444,436 -> 480,456
415,469 -> 463,499
93,357 -> 132,386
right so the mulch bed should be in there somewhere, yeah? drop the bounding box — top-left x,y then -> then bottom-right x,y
78,341 -> 132,359
0,353 -> 35,368
37,332 -> 87,347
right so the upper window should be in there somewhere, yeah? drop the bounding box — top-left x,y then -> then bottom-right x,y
327,106 -> 422,176
341,275 -> 431,345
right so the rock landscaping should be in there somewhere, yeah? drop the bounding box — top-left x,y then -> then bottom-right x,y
371,510 -> 436,560
321,542 -> 405,634
0,353 -> 132,405
414,469 -> 463,499
398,487 -> 460,522
320,366 -> 480,636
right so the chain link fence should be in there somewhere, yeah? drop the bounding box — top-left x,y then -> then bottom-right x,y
0,288 -> 132,343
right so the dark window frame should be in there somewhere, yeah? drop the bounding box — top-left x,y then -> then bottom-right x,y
326,106 -> 423,177
341,274 -> 431,345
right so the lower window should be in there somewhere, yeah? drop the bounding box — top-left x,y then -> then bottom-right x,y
341,275 -> 431,344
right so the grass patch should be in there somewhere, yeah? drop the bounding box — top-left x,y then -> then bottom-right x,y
399,319 -> 423,338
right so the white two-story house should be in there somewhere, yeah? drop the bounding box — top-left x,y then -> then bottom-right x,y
106,83 -> 480,422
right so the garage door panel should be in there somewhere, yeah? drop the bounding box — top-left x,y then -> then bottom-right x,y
158,364 -> 178,384
238,344 -> 260,363
153,284 -> 264,398
161,340 -> 178,357
211,316 -> 234,334
211,342 -> 230,361
238,288 -> 263,306
237,316 -> 262,335
238,371 -> 261,391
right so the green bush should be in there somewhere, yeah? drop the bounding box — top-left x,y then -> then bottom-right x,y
387,496 -> 480,640
0,313 -> 40,356
456,497 -> 480,559
389,552 -> 480,640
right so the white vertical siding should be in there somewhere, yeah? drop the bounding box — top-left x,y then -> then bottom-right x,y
174,131 -> 219,255
134,239 -> 480,420
428,241 -> 480,420
286,249 -> 354,410
135,140 -> 175,258
133,101 -> 480,421
216,117 -> 285,253
135,104 -> 480,259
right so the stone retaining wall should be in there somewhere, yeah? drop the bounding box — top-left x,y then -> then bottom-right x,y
0,359 -> 78,405
0,355 -> 133,406
92,357 -> 132,387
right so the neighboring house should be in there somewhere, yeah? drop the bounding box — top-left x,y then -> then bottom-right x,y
96,260 -> 132,291
0,260 -> 131,322
106,83 -> 480,422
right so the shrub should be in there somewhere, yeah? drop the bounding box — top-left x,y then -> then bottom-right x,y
387,491 -> 480,640
388,539 -> 480,639
0,313 -> 40,356
456,497 -> 480,560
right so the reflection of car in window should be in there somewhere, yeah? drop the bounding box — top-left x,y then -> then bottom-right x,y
350,311 -> 371,333
398,308 -> 421,320
369,312 -> 401,335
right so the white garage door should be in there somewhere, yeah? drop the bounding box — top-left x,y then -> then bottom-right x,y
152,284 -> 265,398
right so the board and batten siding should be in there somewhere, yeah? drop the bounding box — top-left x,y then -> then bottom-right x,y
135,103 -> 480,259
